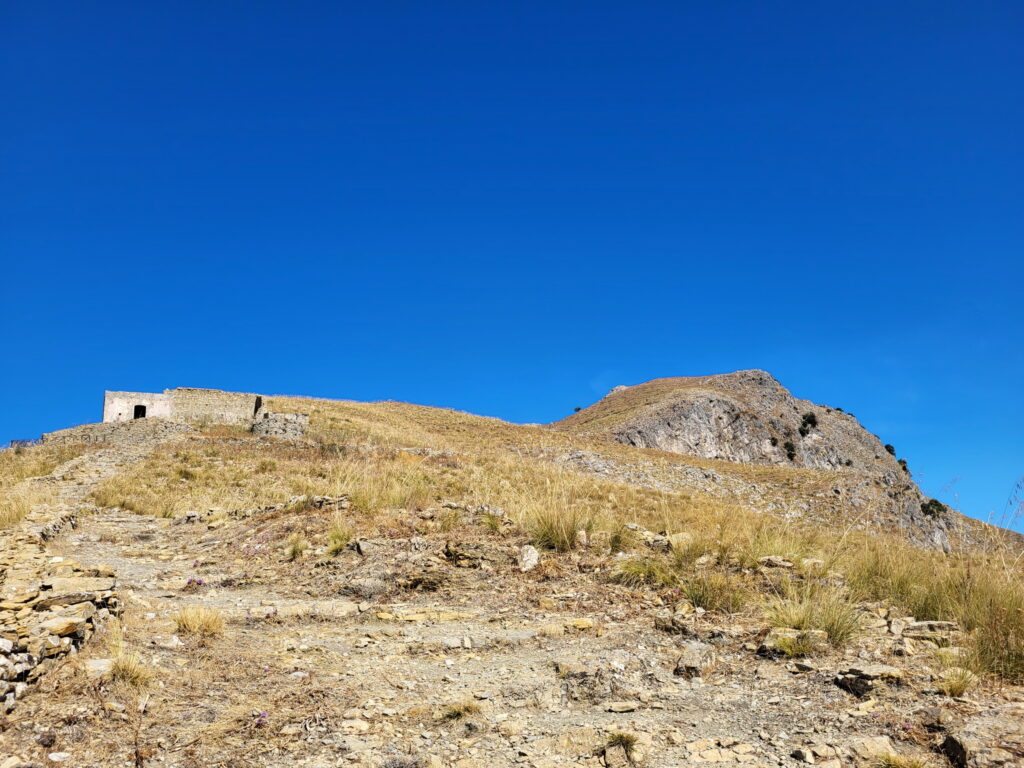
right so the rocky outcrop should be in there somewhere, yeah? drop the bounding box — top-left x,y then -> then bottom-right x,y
555,370 -> 957,549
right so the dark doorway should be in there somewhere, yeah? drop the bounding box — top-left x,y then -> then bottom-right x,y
133,405 -> 147,419
253,396 -> 263,416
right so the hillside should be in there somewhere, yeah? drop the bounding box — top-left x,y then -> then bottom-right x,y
553,371 -> 956,551
0,386 -> 1021,768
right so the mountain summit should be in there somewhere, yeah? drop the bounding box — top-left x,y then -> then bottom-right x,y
554,370 -> 951,549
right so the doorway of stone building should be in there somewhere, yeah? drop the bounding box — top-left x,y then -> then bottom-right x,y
133,405 -> 147,419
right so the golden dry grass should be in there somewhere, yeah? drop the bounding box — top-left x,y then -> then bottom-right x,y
0,483 -> 56,530
173,606 -> 226,637
84,393 -> 1024,682
0,441 -> 90,491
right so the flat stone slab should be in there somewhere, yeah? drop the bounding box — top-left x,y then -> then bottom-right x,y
43,576 -> 115,594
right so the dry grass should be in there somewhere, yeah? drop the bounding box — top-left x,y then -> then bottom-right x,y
440,701 -> 480,721
0,441 -> 89,491
768,582 -> 862,646
682,572 -> 750,614
173,606 -> 225,637
875,754 -> 935,768
81,393 -> 1024,683
110,652 -> 153,687
326,515 -> 352,555
0,484 -> 54,530
610,556 -> 679,589
285,531 -> 309,560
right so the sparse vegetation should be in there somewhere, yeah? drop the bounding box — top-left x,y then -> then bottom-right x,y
440,701 -> 480,721
606,731 -> 639,760
326,516 -> 352,555
285,532 -> 309,560
682,572 -> 749,614
921,498 -> 948,517
173,606 -> 225,637
875,754 -> 935,768
609,556 -> 678,588
768,582 -> 861,646
885,444 -> 896,456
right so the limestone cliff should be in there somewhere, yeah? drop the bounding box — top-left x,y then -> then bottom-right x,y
554,370 -> 955,550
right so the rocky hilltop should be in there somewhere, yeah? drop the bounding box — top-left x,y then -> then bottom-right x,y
554,370 -> 953,550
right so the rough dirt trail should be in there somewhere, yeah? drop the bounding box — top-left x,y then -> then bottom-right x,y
3,426 -> 1017,768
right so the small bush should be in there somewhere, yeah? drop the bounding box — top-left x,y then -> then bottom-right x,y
173,606 -> 225,637
884,444 -> 896,456
920,499 -> 948,517
783,441 -> 797,461
682,572 -> 748,613
609,556 -> 678,588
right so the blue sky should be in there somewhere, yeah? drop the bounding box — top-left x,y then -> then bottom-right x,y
2,2 -> 1021,529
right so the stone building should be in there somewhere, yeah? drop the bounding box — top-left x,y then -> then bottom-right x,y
102,388 -> 263,425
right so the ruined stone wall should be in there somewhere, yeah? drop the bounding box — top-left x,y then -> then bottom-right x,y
168,388 -> 261,425
252,412 -> 309,440
42,419 -> 192,446
102,391 -> 173,422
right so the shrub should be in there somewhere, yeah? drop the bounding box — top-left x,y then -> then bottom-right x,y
173,606 -> 225,637
920,499 -> 948,517
770,436 -> 779,447
799,412 -> 818,436
884,444 -> 896,456
898,458 -> 910,473
783,441 -> 797,461
609,556 -> 678,588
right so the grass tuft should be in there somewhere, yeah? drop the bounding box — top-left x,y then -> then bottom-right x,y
326,516 -> 352,555
440,701 -> 480,721
285,532 -> 309,561
173,606 -> 225,637
682,572 -> 749,613
609,556 -> 678,588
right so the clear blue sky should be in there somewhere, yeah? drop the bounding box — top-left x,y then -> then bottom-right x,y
2,2 -> 1021,529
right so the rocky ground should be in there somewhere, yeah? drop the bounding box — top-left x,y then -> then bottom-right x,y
1,424 -> 1022,768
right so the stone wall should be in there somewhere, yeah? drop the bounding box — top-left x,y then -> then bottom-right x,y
102,391 -> 173,422
252,412 -> 309,440
101,388 -> 261,426
169,388 -> 262,425
42,419 -> 192,446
